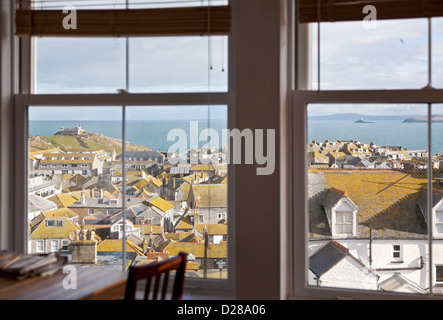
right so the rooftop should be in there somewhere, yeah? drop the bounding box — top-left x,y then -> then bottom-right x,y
309,170 -> 437,239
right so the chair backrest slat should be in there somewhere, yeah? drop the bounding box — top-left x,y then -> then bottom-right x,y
124,252 -> 187,301
161,271 -> 170,300
143,277 -> 152,300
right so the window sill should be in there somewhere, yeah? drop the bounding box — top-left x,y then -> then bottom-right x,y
182,290 -> 235,300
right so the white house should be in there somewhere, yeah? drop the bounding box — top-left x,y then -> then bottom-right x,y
309,241 -> 379,291
418,188 -> 443,238
110,218 -> 141,239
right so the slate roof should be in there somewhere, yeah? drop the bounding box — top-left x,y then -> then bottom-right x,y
28,194 -> 58,213
97,239 -> 144,256
195,224 -> 228,235
29,217 -> 80,240
40,152 -> 97,164
379,273 -> 427,294
170,165 -> 191,175
322,188 -> 347,210
158,241 -> 227,259
191,184 -> 227,208
309,170 -> 431,239
147,195 -> 175,212
309,241 -> 350,278
309,241 -> 375,279
116,151 -> 164,163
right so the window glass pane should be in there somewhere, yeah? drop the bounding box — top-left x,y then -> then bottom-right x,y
28,106 -> 131,270
311,19 -> 428,90
125,105 -> 228,279
35,36 -> 227,93
432,18 -> 443,89
433,18 -> 443,89
35,38 -> 126,94
308,103 -> 429,295
129,36 -> 228,93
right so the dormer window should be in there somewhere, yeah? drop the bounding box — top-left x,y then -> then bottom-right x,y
418,189 -> 443,238
322,188 -> 358,238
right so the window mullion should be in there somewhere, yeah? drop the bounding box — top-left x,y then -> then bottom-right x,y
428,102 -> 434,296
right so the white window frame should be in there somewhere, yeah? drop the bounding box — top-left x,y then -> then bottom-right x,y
50,239 -> 58,252
46,220 -> 55,227
290,2 -> 443,299
36,240 -> 44,253
392,244 -> 403,262
436,265 -> 443,284
61,239 -> 69,251
12,1 -> 236,295
334,211 -> 353,236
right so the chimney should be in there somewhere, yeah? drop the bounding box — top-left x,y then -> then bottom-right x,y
142,238 -> 148,253
81,193 -> 86,205
141,219 -> 145,234
71,224 -> 97,264
149,226 -> 154,248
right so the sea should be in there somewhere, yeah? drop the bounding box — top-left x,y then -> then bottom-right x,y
308,120 -> 443,155
29,119 -> 228,152
29,119 -> 443,155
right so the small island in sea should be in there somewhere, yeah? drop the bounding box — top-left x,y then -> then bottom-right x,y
403,115 -> 443,123
355,118 -> 374,124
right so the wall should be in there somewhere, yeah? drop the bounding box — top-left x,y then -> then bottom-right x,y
309,239 -> 443,294
232,0 -> 287,299
318,257 -> 378,291
0,0 -> 15,251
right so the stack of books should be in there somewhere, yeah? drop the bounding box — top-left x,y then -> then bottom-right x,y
0,251 -> 67,279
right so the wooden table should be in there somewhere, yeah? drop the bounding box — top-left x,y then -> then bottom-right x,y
0,267 -> 128,300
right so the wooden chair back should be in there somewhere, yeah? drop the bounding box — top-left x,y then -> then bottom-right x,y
124,252 -> 187,300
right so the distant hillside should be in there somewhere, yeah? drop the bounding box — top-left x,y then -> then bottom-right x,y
308,113 -> 423,121
403,115 -> 443,123
29,133 -> 151,153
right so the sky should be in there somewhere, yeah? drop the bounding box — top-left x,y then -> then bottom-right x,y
30,4 -> 443,120
309,17 -> 443,116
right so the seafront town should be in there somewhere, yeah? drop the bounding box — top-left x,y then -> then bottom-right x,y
308,139 -> 443,294
27,127 -> 228,279
27,128 -> 443,293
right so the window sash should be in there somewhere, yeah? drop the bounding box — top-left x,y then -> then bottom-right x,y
293,91 -> 443,298
15,95 -> 234,295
